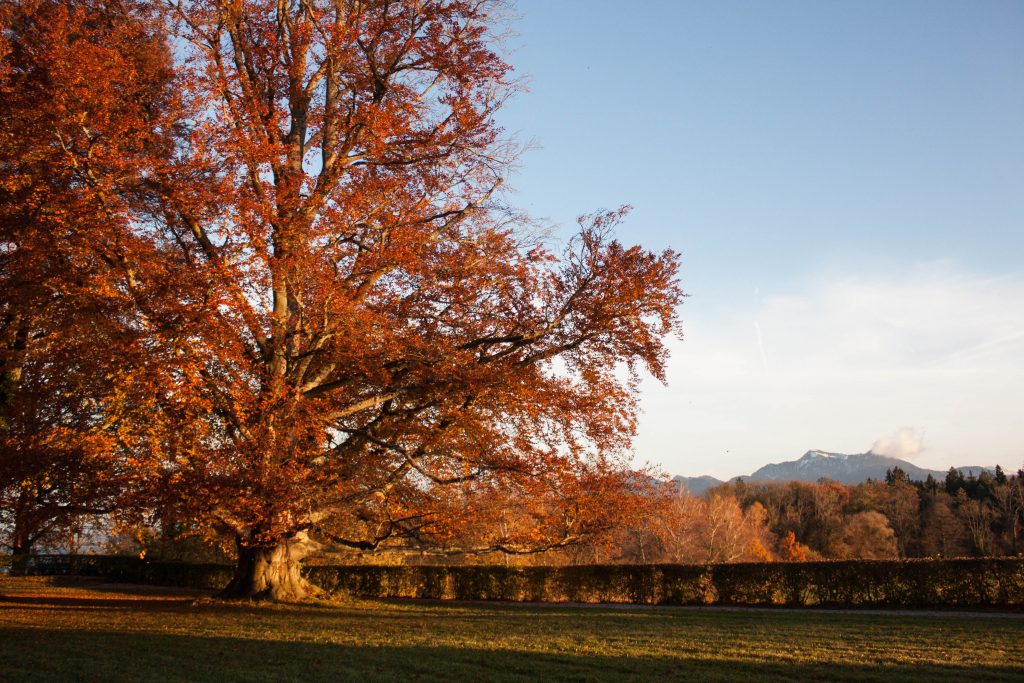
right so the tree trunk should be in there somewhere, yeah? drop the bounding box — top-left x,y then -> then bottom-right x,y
219,530 -> 321,602
9,543 -> 31,577
9,499 -> 34,577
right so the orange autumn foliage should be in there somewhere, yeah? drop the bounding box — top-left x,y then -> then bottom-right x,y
1,1 -> 683,598
1,0 -> 175,561
779,530 -> 814,562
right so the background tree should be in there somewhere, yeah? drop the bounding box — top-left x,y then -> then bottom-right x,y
919,489 -> 970,557
957,489 -> 995,556
0,0 -> 174,569
832,511 -> 898,560
992,478 -> 1023,555
850,480 -> 920,557
640,491 -> 775,564
778,530 -> 814,561
809,479 -> 848,556
635,488 -> 702,564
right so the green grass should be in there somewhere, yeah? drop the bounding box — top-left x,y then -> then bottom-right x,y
1,577 -> 1022,682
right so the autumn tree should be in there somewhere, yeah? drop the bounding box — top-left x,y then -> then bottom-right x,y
850,480 -> 920,557
0,0 -> 174,569
956,489 -> 995,556
832,511 -> 897,560
730,480 -> 841,557
644,491 -> 775,564
992,478 -> 1023,555
3,0 -> 683,599
397,462 -> 656,567
919,490 -> 970,557
0,337 -> 124,569
644,490 -> 702,564
601,475 -> 682,565
778,530 -> 813,562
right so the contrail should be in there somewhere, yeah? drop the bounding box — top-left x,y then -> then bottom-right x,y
941,329 -> 1024,364
754,321 -> 768,373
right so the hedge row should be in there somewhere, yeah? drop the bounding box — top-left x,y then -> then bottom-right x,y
306,559 -> 1024,608
13,555 -> 1024,608
15,554 -> 232,590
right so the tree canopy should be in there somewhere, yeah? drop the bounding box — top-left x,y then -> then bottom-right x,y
1,0 -> 683,599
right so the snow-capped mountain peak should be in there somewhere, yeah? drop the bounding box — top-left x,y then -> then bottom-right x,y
801,450 -> 848,460
672,449 -> 993,494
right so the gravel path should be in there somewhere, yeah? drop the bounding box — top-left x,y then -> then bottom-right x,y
393,597 -> 1024,618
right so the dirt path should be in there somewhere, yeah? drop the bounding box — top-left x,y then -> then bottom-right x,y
390,597 -> 1024,618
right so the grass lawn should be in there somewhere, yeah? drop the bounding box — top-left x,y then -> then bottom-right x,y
1,577 -> 1022,682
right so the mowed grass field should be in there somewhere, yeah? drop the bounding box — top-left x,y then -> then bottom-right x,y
1,577 -> 1022,682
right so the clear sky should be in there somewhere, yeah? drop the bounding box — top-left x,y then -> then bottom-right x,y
496,0 -> 1024,478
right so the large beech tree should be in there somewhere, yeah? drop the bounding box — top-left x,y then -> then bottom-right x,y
1,0 -> 683,600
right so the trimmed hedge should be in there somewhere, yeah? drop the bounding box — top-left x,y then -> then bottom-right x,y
305,559 -> 1024,609
14,555 -> 1024,609
17,554 -> 232,590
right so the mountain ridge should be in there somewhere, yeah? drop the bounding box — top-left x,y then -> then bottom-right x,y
673,450 -> 993,495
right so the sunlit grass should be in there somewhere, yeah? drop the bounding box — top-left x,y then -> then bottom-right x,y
1,576 -> 1022,681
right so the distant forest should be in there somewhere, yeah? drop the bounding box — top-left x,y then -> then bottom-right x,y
558,465 -> 1024,566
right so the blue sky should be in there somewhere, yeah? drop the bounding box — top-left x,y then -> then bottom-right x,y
497,0 -> 1024,477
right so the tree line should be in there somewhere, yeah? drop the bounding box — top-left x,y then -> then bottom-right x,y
538,465 -> 1024,566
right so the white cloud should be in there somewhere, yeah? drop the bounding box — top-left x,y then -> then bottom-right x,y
870,427 -> 924,460
636,263 -> 1024,478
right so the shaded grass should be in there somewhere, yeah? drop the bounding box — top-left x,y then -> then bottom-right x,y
1,577 -> 1022,682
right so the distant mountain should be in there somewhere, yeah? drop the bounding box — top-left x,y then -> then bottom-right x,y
673,450 -> 993,490
748,450 -> 946,484
672,475 -> 724,495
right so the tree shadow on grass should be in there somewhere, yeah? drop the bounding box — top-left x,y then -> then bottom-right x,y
0,595 -> 198,612
0,627 -> 1020,683
0,581 -> 210,612
0,575 -> 215,598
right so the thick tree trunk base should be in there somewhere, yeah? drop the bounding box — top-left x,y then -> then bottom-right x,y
9,513 -> 33,577
9,551 -> 30,577
219,532 -> 321,602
